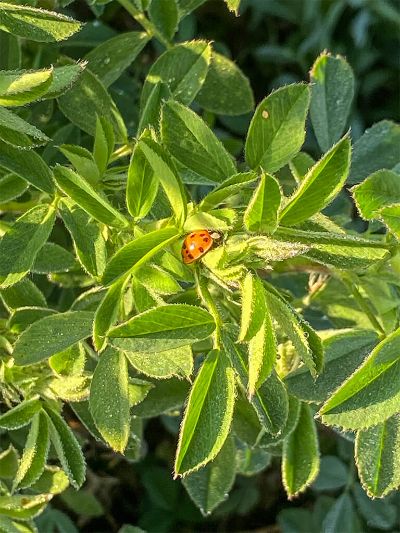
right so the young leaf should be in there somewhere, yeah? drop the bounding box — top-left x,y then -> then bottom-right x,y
0,67 -> 53,106
0,494 -> 49,521
0,397 -> 41,430
109,303 -> 215,353
282,403 -> 320,498
286,329 -> 378,404
319,327 -> 400,430
356,413 -> 400,497
238,271 -> 265,342
125,345 -> 193,379
59,144 -> 100,185
102,227 -> 180,286
84,31 -> 149,87
137,81 -> 171,134
58,67 -> 127,143
195,51 -> 254,115
244,173 -> 281,234
44,406 -> 86,489
59,198 -> 107,277
161,100 -> 237,183
89,347 -> 130,453
42,63 -> 86,100
245,83 -> 310,173
200,172 -> 257,211
141,40 -> 211,108
310,52 -> 354,152
0,3 -> 82,42
13,311 -> 94,366
13,411 -> 49,490
93,277 -> 126,351
126,142 -> 159,220
182,434 -> 236,516
135,264 -> 182,295
0,204 -> 56,288
149,0 -> 178,41
279,135 -> 351,227
174,349 -> 235,476
0,139 -> 54,193
351,169 -> 400,219
0,107 -> 49,148
225,0 -> 241,14
93,116 -> 114,176
54,165 -> 128,228
138,137 -> 187,226
348,121 -> 400,185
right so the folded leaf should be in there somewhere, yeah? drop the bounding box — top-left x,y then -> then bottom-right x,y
239,271 -> 265,342
174,349 -> 235,476
109,303 -> 215,352
0,3 -> 82,42
245,83 -> 310,173
0,204 -> 56,288
89,347 -> 130,453
126,142 -> 159,220
93,277 -> 126,351
244,173 -> 281,234
161,100 -> 237,183
200,172 -> 257,211
102,227 -> 180,286
279,135 -> 351,227
54,165 -> 128,229
319,327 -> 400,430
13,311 -> 94,365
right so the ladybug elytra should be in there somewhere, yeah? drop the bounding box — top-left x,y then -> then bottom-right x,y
181,230 -> 217,264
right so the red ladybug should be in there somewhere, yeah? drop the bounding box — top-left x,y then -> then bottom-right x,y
182,230 -> 216,264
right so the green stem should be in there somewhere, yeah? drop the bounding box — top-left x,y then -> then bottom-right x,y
340,272 -> 386,338
195,269 -> 222,350
109,143 -> 135,163
116,0 -> 172,49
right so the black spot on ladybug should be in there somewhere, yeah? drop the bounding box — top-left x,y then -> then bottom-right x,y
203,238 -> 209,243
183,243 -> 186,250
188,253 -> 194,259
190,233 -> 195,238
199,247 -> 204,252
200,233 -> 205,237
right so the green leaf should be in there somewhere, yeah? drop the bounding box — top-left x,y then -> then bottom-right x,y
0,204 -> 56,288
289,151 -> 315,182
61,487 -> 104,518
58,67 -> 127,143
9,307 -> 55,335
0,3 -> 82,42
355,413 -> 400,497
161,100 -> 236,183
141,40 -> 211,108
49,343 -> 86,377
109,303 -> 215,353
282,403 -> 320,498
149,0 -> 178,41
44,406 -> 86,489
89,347 -> 130,452
195,51 -> 254,115
238,271 -> 265,342
0,30 -> 20,70
244,173 -> 281,234
49,375 -> 90,402
286,329 -> 378,404
93,116 -> 114,175
0,173 -> 28,203
245,83 -> 310,173
224,0 -> 240,15
380,204 -> 400,238
0,107 -> 49,149
93,277 -> 126,351
319,327 -> 400,430
13,311 -> 94,366
0,494 -> 49,521
0,397 -> 41,430
131,378 -> 190,417
183,209 -> 236,232
32,242 -> 76,274
138,137 -> 187,225
200,172 -> 257,211
42,63 -> 86,100
59,198 -> 107,277
351,169 -> 400,219
13,411 -> 49,490
182,434 -> 236,516
348,121 -> 400,185
30,466 -> 69,495
258,394 -> 300,448
125,345 -> 193,379
0,446 -> 18,480
177,0 -> 207,18
59,144 -> 100,185
352,482 -> 397,530
0,139 -> 54,193
54,165 -> 128,228
174,348 -> 235,476
312,456 -> 348,491
135,264 -> 182,295
0,278 -> 46,310
84,31 -> 149,87
322,494 -> 355,533
126,142 -> 159,220
279,135 -> 351,227
137,81 -> 171,135
310,52 -> 354,152
102,227 -> 180,286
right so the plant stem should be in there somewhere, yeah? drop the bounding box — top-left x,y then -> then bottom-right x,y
116,0 -> 172,49
195,269 -> 222,350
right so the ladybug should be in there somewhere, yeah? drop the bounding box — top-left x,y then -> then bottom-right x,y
181,230 -> 217,264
